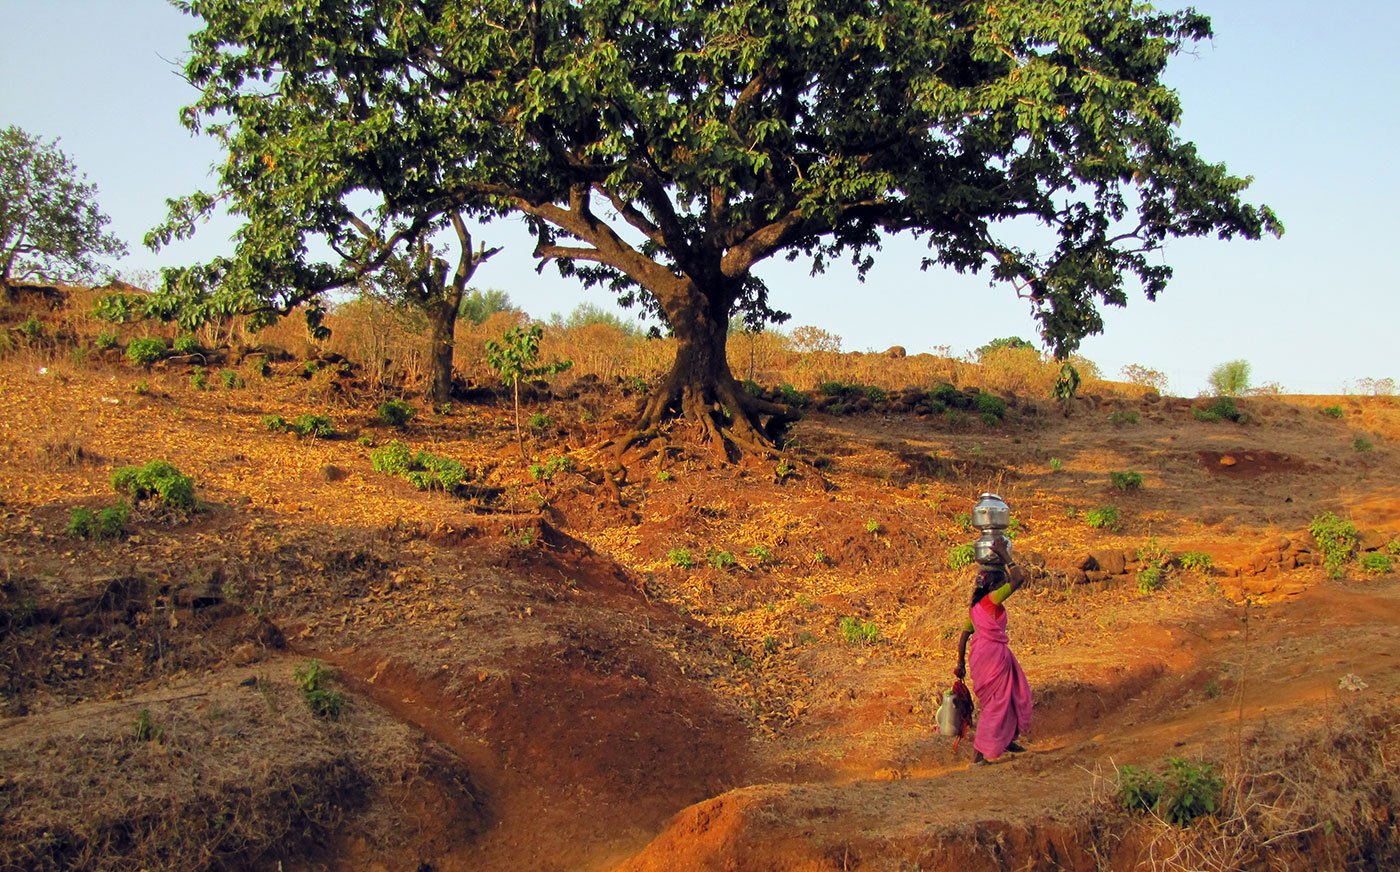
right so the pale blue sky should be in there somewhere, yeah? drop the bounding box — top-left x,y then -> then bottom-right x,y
2,1 -> 1396,395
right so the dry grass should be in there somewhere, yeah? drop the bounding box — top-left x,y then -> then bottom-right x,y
1094,696 -> 1400,871
0,661 -> 454,872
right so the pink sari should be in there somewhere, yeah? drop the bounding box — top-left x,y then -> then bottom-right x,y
968,598 -> 1033,759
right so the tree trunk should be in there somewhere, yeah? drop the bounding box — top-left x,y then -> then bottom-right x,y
629,284 -> 797,460
424,294 -> 458,407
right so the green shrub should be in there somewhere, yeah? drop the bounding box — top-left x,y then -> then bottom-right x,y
1193,396 -> 1244,423
528,455 -> 574,481
1119,758 -> 1223,827
133,380 -> 150,395
189,367 -> 208,390
748,545 -> 773,564
1110,410 -> 1139,425
94,331 -> 119,350
111,461 -> 196,512
219,369 -> 243,389
290,414 -> 334,439
17,316 -> 44,342
171,334 -> 202,354
376,399 -> 416,427
1110,471 -> 1144,490
838,616 -> 880,645
125,337 -> 166,367
656,470 -> 672,482
1321,405 -> 1344,419
1309,512 -> 1358,579
947,542 -> 975,571
1387,539 -> 1400,556
706,549 -> 737,570
294,660 -> 344,720
776,383 -> 808,406
528,412 -> 552,431
1117,764 -> 1162,813
775,460 -> 795,480
133,708 -> 162,742
1207,360 -> 1251,397
1137,565 -> 1166,594
865,518 -> 881,535
1353,437 -> 1374,452
974,391 -> 1007,421
668,548 -> 696,569
1086,505 -> 1120,531
371,440 -> 471,492
1360,553 -> 1393,574
262,415 -> 288,433
1048,457 -> 1063,472
1180,551 -> 1213,572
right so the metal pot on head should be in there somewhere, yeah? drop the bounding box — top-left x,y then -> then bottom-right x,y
971,493 -> 1012,565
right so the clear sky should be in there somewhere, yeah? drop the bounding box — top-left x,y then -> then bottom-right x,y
2,1 -> 1396,396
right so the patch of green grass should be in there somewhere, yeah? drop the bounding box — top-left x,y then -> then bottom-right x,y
528,454 -> 575,481
189,367 -> 208,390
1110,470 -> 1144,490
864,518 -> 881,535
94,331 -> 119,350
1118,757 -> 1223,827
747,545 -> 773,564
1321,405 -> 1344,419
1137,565 -> 1166,594
528,412 -> 552,431
774,459 -> 795,481
1110,409 -> 1140,425
262,414 -> 288,433
838,616 -> 880,645
1203,679 -> 1221,700
133,708 -> 162,742
1086,505 -> 1120,531
370,440 -> 472,492
1353,437 -> 1374,452
1048,457 -> 1063,472
656,470 -> 673,482
219,369 -> 243,389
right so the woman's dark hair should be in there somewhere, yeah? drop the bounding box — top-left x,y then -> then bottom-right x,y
970,568 -> 1006,607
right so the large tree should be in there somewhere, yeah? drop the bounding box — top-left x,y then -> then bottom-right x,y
158,0 -> 1279,456
1,126 -> 127,289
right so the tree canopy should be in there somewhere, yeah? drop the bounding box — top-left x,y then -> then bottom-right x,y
158,0 -> 1280,456
1,126 -> 127,287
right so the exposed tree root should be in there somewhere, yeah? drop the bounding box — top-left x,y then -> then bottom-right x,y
619,373 -> 798,462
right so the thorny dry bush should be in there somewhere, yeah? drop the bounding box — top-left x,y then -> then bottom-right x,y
0,666 -> 460,872
1089,697 -> 1399,871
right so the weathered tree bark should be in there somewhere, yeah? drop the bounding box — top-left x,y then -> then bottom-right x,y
424,292 -> 460,407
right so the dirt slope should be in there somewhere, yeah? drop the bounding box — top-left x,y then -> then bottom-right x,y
2,340 -> 1399,870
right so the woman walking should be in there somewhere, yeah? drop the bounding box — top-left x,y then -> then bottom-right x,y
954,538 -> 1032,765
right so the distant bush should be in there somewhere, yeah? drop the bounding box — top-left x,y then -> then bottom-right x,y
1193,396 -> 1245,424
376,399 -> 416,428
975,391 -> 1007,423
1321,405 -> 1344,419
1109,410 -> 1139,426
262,415 -> 288,433
1110,471 -> 1144,490
527,412 -> 552,431
171,334 -> 202,355
294,660 -> 344,720
94,331 -> 119,350
528,455 -> 574,481
747,545 -> 773,564
189,367 -> 208,390
219,369 -> 243,389
1048,457 -> 1063,472
1121,363 -> 1169,393
125,337 -> 166,367
1208,360 -> 1251,397
111,461 -> 195,512
1309,512 -> 1358,579
1353,437 -> 1374,453
1086,505 -> 1120,531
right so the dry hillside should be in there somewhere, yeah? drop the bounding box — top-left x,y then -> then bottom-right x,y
1,284 -> 1397,871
